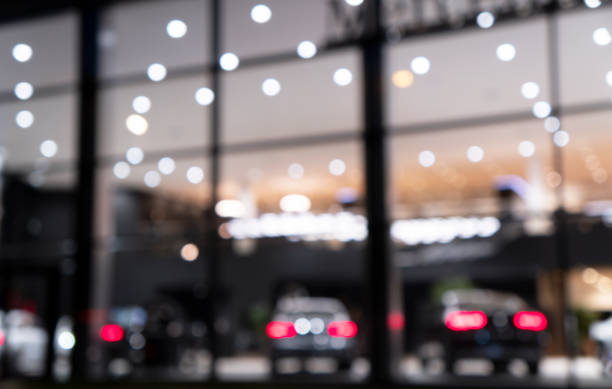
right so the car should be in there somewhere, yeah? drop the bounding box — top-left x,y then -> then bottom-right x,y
417,289 -> 548,375
266,296 -> 358,375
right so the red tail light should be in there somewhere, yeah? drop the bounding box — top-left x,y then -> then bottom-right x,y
100,324 -> 124,342
445,310 -> 487,331
327,321 -> 358,338
0,330 -> 5,347
513,311 -> 547,331
266,321 -> 296,339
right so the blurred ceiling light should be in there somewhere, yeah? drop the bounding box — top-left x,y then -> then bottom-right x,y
15,110 -> 34,128
544,116 -> 561,133
418,150 -> 435,167
113,161 -> 131,179
132,96 -> 151,114
585,0 -> 602,8
219,53 -> 239,71
518,140 -> 535,158
280,194 -> 311,213
333,68 -> 353,86
180,243 -> 199,261
40,140 -> 58,158
476,11 -> 495,29
496,43 -> 516,62
520,81 -> 540,99
12,43 -> 32,62
392,70 -> 414,88
553,130 -> 570,147
147,63 -> 167,82
583,267 -> 599,284
532,101 -> 551,119
466,145 -> 484,162
166,19 -> 187,38
215,199 -> 246,218
593,27 -> 611,46
297,40 -> 317,59
158,157 -> 175,175
288,163 -> 304,179
251,4 -> 272,24
329,159 -> 346,176
126,114 -> 148,135
144,170 -> 161,188
262,78 -> 281,96
344,0 -> 364,6
126,147 -> 144,165
186,166 -> 204,184
195,87 -> 215,105
410,56 -> 430,75
14,81 -> 33,100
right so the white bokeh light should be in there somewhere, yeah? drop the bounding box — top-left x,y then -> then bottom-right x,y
467,146 -> 484,163
57,331 -> 76,350
333,68 -> 353,86
294,318 -> 311,335
329,159 -> 346,176
553,130 -> 570,147
280,194 -> 311,213
147,63 -> 167,82
166,19 -> 187,38
262,78 -> 281,96
132,96 -> 151,114
158,157 -> 176,175
585,0 -> 602,8
15,110 -> 34,128
297,41 -> 317,59
593,27 -> 611,46
606,70 -> 612,86
195,87 -> 215,105
181,243 -> 199,261
532,101 -> 552,119
186,166 -> 204,184
126,147 -> 144,165
344,0 -> 364,6
544,116 -> 561,133
476,11 -> 495,29
219,53 -> 239,71
251,4 -> 272,23
418,150 -> 435,167
518,140 -> 536,158
410,56 -> 430,75
14,82 -> 33,100
496,43 -> 516,62
215,200 -> 246,218
113,161 -> 131,179
288,163 -> 304,179
40,140 -> 58,158
144,170 -> 161,188
12,43 -> 33,62
521,82 -> 540,99
126,114 -> 149,135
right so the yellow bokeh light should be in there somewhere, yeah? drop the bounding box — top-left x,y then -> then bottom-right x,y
392,70 -> 414,88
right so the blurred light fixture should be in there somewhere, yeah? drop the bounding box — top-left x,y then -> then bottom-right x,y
294,318 -> 311,335
544,116 -> 561,133
288,163 -> 304,179
532,101 -> 551,118
195,87 -> 215,105
344,0 -> 364,6
215,199 -> 246,218
466,145 -> 484,162
100,324 -> 124,342
14,81 -> 33,100
113,162 -> 130,179
518,140 -> 535,158
593,27 -> 611,46
392,70 -> 414,88
262,78 -> 281,96
496,43 -> 516,62
180,243 -> 199,261
606,70 -> 612,86
147,63 -> 167,82
476,11 -> 495,29
520,81 -> 540,99
410,56 -> 430,75
158,157 -> 175,175
418,150 -> 435,167
15,110 -> 34,128
553,130 -> 570,147
280,194 -> 311,213
57,331 -> 75,350
12,43 -> 32,62
132,96 -> 151,114
219,53 -> 239,71
126,147 -> 144,165
333,68 -> 352,86
144,170 -> 161,188
583,267 -> 599,284
166,19 -> 187,38
585,0 -> 602,8
186,166 -> 204,184
297,41 -> 317,59
126,114 -> 148,135
329,159 -> 346,176
40,140 -> 58,158
251,4 -> 272,24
